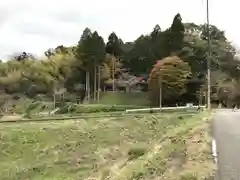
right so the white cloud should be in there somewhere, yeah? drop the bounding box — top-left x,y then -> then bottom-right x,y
0,0 -> 239,60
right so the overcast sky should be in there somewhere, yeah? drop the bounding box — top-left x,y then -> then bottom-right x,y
0,0 -> 238,60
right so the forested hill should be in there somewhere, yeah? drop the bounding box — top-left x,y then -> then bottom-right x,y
0,13 -> 239,106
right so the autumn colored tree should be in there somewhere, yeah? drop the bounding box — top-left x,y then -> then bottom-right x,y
148,56 -> 191,106
101,53 -> 122,90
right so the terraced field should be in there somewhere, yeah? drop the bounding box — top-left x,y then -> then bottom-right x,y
0,112 -> 215,180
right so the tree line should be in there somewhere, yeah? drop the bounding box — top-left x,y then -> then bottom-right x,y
0,13 -> 239,107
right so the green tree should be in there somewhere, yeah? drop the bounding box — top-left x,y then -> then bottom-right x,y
169,13 -> 185,53
122,35 -> 153,74
75,28 -> 105,101
180,22 -> 240,104
122,15 -> 185,76
11,52 -> 36,61
106,32 -> 123,57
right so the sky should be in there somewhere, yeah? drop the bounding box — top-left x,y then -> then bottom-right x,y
0,0 -> 239,60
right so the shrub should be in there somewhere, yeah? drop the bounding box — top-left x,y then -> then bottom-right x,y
57,104 -> 148,114
58,103 -> 77,114
25,102 -> 41,114
75,105 -> 131,113
127,147 -> 147,160
180,174 -> 198,180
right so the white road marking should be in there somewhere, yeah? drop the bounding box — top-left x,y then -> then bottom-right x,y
212,138 -> 218,164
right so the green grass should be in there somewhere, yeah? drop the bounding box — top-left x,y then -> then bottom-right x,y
85,91 -> 150,106
0,112 -> 214,180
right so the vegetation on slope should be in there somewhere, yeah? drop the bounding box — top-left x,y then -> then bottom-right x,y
0,112 -> 214,180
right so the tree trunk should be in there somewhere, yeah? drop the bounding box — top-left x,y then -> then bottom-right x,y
93,65 -> 97,101
53,94 -> 56,109
86,71 -> 90,103
85,72 -> 88,101
159,76 -> 162,109
88,72 -> 91,102
112,56 -> 115,92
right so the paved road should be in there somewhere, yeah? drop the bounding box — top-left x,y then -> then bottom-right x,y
213,109 -> 240,180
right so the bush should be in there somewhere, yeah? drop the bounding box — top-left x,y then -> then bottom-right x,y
75,105 -> 126,113
12,95 -> 20,100
127,147 -> 147,160
25,102 -> 41,114
180,174 -> 198,180
58,103 -> 77,114
57,103 -> 148,114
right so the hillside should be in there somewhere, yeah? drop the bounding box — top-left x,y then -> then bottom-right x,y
0,112 -> 215,180
1,13 -> 239,107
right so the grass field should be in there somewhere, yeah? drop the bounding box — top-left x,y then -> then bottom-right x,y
0,112 -> 215,180
85,92 -> 150,106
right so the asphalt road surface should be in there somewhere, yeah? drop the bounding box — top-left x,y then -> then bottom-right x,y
213,109 -> 240,180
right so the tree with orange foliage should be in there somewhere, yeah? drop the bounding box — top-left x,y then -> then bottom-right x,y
148,56 -> 191,106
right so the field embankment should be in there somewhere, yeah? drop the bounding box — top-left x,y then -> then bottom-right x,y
0,112 -> 214,180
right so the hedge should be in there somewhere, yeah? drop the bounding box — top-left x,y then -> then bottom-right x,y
57,103 -> 147,114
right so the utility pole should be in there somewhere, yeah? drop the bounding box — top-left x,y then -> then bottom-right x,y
206,0 -> 211,110
94,61 -> 97,101
53,85 -> 57,109
85,71 -> 90,103
53,92 -> 56,109
112,57 -> 115,92
97,65 -> 101,103
159,75 -> 162,109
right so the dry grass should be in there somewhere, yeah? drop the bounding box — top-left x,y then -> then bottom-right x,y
0,112 -> 214,180
0,115 -> 23,121
160,117 -> 215,180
